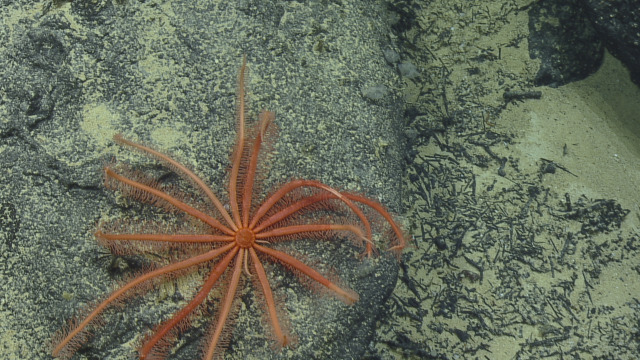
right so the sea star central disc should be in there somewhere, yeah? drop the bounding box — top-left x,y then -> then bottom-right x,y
236,228 -> 255,248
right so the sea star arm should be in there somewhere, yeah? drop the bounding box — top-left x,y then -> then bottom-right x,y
343,193 -> 407,255
249,247 -> 290,349
203,248 -> 245,360
241,110 -> 275,228
250,180 -> 374,255
139,246 -> 240,360
105,168 -> 236,236
95,231 -> 234,243
253,243 -> 359,305
252,193 -> 332,233
255,224 -> 371,248
113,134 -> 237,232
228,55 -> 248,228
254,191 -> 406,255
51,242 -> 236,359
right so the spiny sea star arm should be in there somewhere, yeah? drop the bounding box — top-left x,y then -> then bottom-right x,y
105,168 -> 235,236
249,247 -> 290,349
203,248 -> 245,360
113,134 -> 237,232
95,231 -> 234,243
253,243 -> 359,305
139,246 -> 240,360
255,192 -> 405,255
228,55 -> 248,229
250,180 -> 374,255
241,110 -> 275,228
252,193 -> 331,233
342,193 -> 407,254
255,224 -> 372,248
51,242 -> 236,359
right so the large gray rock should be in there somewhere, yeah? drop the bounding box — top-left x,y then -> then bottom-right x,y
0,1 -> 405,359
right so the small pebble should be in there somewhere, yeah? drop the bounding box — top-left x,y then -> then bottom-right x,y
362,85 -> 388,100
399,62 -> 420,78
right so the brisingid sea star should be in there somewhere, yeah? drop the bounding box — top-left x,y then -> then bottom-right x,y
51,55 -> 405,360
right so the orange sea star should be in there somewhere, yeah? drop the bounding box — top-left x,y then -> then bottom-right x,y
51,55 -> 406,360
